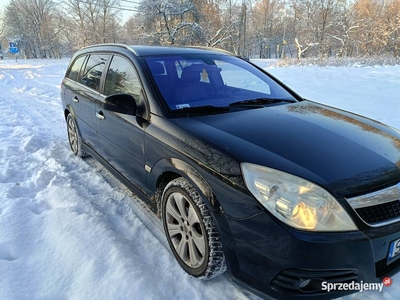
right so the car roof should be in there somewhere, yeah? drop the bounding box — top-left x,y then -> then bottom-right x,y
131,45 -> 234,57
80,43 -> 234,57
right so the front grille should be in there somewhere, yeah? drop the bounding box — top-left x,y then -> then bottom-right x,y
376,257 -> 400,277
356,200 -> 400,225
346,183 -> 400,227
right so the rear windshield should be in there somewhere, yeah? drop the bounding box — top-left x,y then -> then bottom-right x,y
145,54 -> 297,111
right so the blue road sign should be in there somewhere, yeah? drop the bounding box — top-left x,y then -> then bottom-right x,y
9,42 -> 19,54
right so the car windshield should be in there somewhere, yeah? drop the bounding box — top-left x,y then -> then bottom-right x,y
145,54 -> 297,113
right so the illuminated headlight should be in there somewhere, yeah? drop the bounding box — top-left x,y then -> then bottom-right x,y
241,163 -> 357,231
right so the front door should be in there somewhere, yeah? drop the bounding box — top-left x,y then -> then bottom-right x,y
96,55 -> 147,190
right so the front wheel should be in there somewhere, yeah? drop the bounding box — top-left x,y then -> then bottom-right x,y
162,177 -> 226,279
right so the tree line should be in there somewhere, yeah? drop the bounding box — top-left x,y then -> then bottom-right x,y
0,0 -> 399,59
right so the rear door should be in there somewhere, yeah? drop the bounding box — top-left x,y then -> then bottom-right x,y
96,55 -> 147,190
63,55 -> 96,146
78,54 -> 110,153
63,54 -> 109,154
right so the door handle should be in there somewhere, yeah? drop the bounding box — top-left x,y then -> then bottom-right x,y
96,111 -> 105,120
73,96 -> 79,103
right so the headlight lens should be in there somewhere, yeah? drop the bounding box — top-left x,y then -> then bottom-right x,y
241,163 -> 357,231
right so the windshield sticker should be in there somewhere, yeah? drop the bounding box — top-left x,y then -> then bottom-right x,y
176,104 -> 190,109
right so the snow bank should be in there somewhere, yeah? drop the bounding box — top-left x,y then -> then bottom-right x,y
268,55 -> 400,68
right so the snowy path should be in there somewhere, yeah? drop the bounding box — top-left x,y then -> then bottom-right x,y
0,58 -> 399,299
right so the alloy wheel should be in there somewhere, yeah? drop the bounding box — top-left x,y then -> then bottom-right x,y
165,192 -> 206,268
67,116 -> 78,154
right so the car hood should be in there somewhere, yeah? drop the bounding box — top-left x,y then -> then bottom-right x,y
176,101 -> 400,197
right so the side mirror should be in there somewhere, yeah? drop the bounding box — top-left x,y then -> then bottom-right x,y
103,94 -> 137,115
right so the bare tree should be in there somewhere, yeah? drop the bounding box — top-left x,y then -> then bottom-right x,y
327,0 -> 361,57
289,0 -> 338,57
194,0 -> 240,49
0,0 -> 398,59
250,0 -> 285,58
217,0 -> 243,53
62,0 -> 121,48
137,0 -> 201,45
0,13 -> 6,58
5,0 -> 62,58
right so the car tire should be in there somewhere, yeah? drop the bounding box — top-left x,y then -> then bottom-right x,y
162,177 -> 226,279
66,114 -> 87,157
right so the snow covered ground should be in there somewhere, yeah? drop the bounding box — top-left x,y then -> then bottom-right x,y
0,57 -> 399,300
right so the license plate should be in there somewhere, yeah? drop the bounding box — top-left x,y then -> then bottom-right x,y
388,238 -> 400,260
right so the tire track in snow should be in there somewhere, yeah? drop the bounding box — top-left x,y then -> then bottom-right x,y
1,63 -> 169,255
2,64 -> 171,257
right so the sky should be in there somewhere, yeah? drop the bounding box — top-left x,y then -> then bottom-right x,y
0,57 -> 399,299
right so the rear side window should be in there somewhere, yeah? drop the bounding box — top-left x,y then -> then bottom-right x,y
81,54 -> 109,91
104,55 -> 142,103
66,56 -> 86,82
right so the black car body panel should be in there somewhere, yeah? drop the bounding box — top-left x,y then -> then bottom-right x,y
63,78 -> 100,151
173,101 -> 400,198
61,44 -> 400,299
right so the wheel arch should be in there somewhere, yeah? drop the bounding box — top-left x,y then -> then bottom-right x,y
64,108 -> 70,120
149,158 -> 219,214
64,106 -> 83,135
64,103 -> 76,120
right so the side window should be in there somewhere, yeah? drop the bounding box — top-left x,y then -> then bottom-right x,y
81,54 -> 109,91
104,55 -> 141,103
66,55 -> 86,82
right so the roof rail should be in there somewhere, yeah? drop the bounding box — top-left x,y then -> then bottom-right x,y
187,46 -> 236,56
81,43 -> 139,56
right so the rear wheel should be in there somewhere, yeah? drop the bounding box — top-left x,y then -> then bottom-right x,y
66,114 -> 87,157
162,177 -> 226,279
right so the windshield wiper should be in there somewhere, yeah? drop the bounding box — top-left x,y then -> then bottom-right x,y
229,98 -> 296,107
172,105 -> 230,114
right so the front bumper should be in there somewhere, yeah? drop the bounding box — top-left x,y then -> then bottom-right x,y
215,211 -> 400,299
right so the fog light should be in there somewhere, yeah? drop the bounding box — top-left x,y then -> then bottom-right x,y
299,279 -> 311,288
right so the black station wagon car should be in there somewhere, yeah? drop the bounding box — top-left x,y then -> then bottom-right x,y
61,44 -> 400,299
